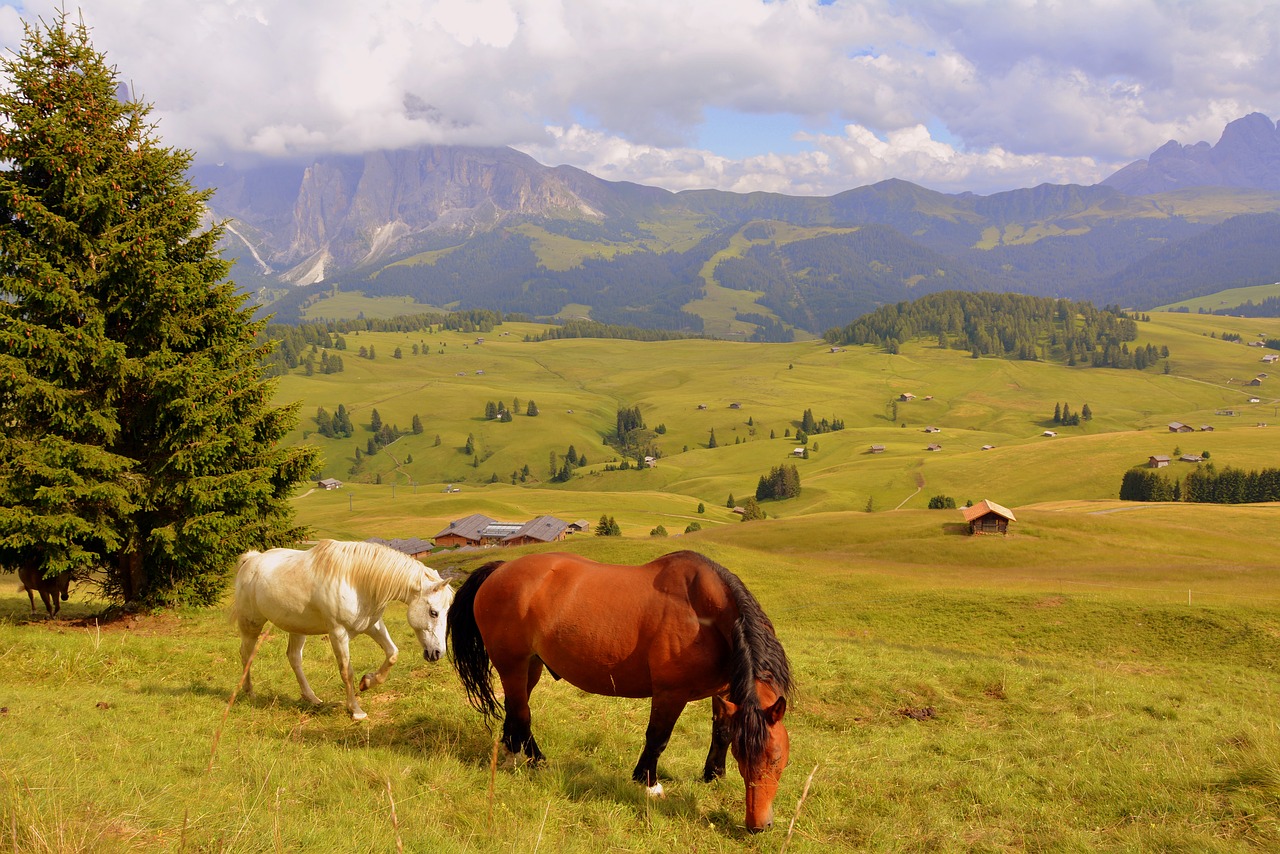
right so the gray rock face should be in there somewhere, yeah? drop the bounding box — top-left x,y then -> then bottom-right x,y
1103,113 -> 1280,195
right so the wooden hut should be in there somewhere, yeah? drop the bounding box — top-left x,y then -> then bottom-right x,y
962,500 -> 1016,536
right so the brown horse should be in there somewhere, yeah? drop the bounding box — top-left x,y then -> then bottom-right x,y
18,564 -> 72,618
448,550 -> 793,833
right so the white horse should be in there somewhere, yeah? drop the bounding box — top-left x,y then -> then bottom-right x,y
232,539 -> 455,720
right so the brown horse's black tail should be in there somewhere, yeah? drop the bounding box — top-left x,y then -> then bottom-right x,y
447,561 -> 505,723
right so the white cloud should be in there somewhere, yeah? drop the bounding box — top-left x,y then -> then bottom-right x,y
1,0 -> 1272,194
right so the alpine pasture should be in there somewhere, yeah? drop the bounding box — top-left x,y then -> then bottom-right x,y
4,309 -> 1280,851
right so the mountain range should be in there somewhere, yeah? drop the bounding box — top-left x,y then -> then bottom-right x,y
192,114 -> 1280,337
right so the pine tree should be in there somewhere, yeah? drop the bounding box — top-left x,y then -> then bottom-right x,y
0,15 -> 316,606
411,414 -> 423,434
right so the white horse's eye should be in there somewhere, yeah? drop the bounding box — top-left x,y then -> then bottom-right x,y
430,609 -> 439,619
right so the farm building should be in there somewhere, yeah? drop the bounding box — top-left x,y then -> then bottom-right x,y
1042,430 -> 1057,437
1180,454 -> 1204,463
870,444 -> 886,454
899,393 -> 916,401
1168,422 -> 1194,433
366,537 -> 434,560
1148,455 -> 1171,468
317,477 -> 343,490
962,500 -> 1016,535
433,514 -> 570,549
926,443 -> 942,452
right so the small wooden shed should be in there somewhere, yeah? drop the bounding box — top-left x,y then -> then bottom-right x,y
962,500 -> 1016,536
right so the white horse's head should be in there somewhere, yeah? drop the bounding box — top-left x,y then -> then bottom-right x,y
407,571 -> 454,661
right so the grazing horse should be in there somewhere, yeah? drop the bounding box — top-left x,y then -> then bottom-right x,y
18,564 -> 72,618
449,550 -> 793,833
232,539 -> 454,720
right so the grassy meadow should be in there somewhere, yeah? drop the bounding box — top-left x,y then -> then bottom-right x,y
278,309 -> 1280,541
4,307 -> 1280,851
3,506 -> 1279,851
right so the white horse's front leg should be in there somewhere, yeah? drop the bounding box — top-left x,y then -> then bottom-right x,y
327,627 -> 366,720
359,618 -> 399,692
288,633 -> 323,706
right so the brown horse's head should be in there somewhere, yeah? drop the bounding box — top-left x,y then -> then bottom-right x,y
725,683 -> 790,833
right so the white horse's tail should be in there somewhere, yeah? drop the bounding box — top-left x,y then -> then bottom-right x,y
228,550 -> 262,626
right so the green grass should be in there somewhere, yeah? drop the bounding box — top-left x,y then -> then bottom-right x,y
7,305 -> 1280,850
4,506 -> 1279,851
1155,282 -> 1280,313
278,312 -> 1280,545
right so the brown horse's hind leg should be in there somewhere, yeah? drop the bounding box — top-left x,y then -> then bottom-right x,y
497,657 -> 546,764
632,695 -> 689,792
701,694 -> 732,782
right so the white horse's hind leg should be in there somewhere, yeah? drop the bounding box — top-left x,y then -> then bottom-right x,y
238,621 -> 266,697
358,619 -> 399,692
327,627 -> 366,720
287,633 -> 323,706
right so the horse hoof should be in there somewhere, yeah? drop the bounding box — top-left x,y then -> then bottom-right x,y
646,783 -> 665,798
351,710 -> 368,721
359,675 -> 373,691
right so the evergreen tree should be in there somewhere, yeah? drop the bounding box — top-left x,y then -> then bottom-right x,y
411,414 -> 423,434
371,408 -> 383,433
0,16 -> 315,606
708,428 -> 718,448
740,497 -> 766,521
1081,403 -> 1093,421
526,400 -> 539,417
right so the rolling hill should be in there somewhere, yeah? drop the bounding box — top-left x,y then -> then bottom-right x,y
269,305 -> 1280,545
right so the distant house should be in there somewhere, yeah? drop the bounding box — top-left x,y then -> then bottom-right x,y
729,402 -> 742,409
899,393 -> 916,401
870,444 -> 886,454
792,447 -> 807,457
981,444 -> 996,451
317,477 -> 343,490
1249,397 -> 1262,403
1200,425 -> 1215,431
963,499 -> 1016,536
829,346 -> 843,353
923,426 -> 941,433
433,514 -> 570,549
644,455 -> 657,467
926,443 -> 942,452
1042,430 -> 1057,437
1180,454 -> 1204,463
367,536 -> 434,560
1246,377 -> 1262,386
1168,422 -> 1193,433
1263,354 -> 1279,364
567,519 -> 592,534
1148,455 -> 1171,468
697,403 -> 708,410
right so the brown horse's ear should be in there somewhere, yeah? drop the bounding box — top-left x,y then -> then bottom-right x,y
766,696 -> 787,724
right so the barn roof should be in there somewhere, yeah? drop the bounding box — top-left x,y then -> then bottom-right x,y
367,536 -> 434,556
433,513 -> 495,541
962,499 -> 1016,523
505,515 -> 569,543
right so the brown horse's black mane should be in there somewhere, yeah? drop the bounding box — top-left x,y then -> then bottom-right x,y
696,553 -> 793,766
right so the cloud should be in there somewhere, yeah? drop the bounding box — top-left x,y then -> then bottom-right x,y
4,0 -> 1275,194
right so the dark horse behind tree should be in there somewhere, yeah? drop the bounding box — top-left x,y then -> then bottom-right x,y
18,563 -> 72,618
448,549 -> 793,833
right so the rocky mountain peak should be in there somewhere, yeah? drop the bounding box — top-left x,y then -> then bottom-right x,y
1102,113 -> 1280,195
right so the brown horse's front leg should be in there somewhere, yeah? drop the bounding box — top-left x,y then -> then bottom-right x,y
702,694 -> 732,782
632,695 -> 688,795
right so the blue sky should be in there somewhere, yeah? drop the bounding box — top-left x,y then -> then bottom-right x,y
1,1 -> 1276,196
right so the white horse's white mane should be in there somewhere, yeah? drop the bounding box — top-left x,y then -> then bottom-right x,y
309,540 -> 442,604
